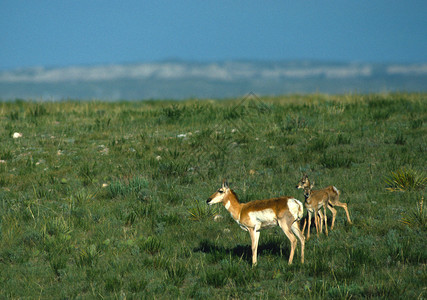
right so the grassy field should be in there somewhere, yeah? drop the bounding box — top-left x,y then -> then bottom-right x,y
0,93 -> 426,299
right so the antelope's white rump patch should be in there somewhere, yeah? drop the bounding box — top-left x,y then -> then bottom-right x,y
288,198 -> 304,221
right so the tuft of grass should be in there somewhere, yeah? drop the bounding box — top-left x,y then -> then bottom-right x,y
385,168 -> 426,192
336,133 -> 351,145
166,261 -> 188,287
394,132 -> 406,145
139,236 -> 162,255
76,244 -> 101,268
309,136 -> 330,152
28,103 -> 48,118
320,153 -> 354,168
400,197 -> 426,230
108,176 -> 149,198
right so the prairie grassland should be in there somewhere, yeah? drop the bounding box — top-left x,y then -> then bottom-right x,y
0,93 -> 426,299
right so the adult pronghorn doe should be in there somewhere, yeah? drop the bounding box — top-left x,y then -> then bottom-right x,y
296,174 -> 352,240
207,180 -> 305,265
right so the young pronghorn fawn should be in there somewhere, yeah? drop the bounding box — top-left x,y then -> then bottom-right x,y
206,180 -> 305,265
297,177 -> 328,240
296,174 -> 352,240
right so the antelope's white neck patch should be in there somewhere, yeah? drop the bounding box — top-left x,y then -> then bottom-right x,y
224,201 -> 231,210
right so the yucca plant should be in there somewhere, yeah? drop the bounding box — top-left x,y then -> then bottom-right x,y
385,168 -> 426,192
187,199 -> 219,221
400,197 -> 426,230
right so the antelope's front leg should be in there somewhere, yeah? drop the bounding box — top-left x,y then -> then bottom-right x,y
306,210 -> 312,240
248,228 -> 260,265
314,211 -> 320,238
323,205 -> 328,236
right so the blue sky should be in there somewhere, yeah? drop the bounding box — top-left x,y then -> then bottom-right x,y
1,1 -> 426,70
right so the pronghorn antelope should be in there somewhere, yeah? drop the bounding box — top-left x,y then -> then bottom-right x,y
207,180 -> 305,265
296,174 -> 352,240
297,177 -> 328,240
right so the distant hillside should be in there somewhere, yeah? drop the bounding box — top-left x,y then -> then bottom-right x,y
0,61 -> 426,100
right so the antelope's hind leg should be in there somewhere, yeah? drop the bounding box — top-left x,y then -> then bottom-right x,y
327,204 -> 337,230
291,221 -> 305,263
278,218 -> 298,264
339,202 -> 352,225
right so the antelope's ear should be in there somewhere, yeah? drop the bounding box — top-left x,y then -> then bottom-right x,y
222,179 -> 229,189
311,180 -> 315,189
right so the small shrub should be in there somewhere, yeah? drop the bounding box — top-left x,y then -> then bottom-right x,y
385,168 -> 426,192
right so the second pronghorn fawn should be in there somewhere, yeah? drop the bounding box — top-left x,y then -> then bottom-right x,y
296,176 -> 328,240
207,180 -> 305,265
296,174 -> 352,240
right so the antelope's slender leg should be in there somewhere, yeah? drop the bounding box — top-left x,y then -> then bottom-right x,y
291,222 -> 305,263
302,217 -> 307,236
323,204 -> 328,236
306,210 -> 312,240
314,210 -> 320,238
278,219 -> 297,264
327,204 -> 337,230
249,228 -> 260,265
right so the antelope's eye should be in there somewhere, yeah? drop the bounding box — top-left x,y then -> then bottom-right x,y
218,190 -> 224,194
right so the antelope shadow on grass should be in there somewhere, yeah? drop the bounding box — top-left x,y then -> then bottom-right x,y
194,238 -> 292,264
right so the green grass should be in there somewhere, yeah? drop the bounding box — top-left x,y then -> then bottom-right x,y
0,93 -> 426,298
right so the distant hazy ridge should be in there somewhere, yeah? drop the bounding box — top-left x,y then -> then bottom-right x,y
1,61 -> 426,100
